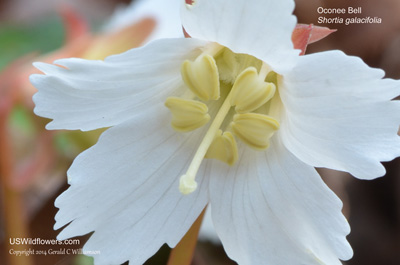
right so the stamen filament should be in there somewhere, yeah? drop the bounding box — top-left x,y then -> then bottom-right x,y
179,90 -> 234,194
182,89 -> 196,99
259,63 -> 271,80
203,43 -> 224,57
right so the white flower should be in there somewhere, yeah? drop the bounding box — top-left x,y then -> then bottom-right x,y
30,0 -> 400,264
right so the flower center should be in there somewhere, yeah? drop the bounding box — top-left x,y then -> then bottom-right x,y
165,44 -> 280,194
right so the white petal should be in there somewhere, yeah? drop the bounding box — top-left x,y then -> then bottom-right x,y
209,137 -> 352,265
280,50 -> 400,180
31,38 -> 207,131
180,0 -> 299,72
54,105 -> 209,265
198,206 -> 220,244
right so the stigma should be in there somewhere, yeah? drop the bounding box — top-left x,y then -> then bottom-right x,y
164,44 -> 280,194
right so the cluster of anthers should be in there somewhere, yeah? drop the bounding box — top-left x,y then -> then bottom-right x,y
165,44 -> 281,194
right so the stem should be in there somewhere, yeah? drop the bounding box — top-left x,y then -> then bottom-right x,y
0,101 -> 33,265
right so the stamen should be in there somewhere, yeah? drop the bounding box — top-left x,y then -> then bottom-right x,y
181,54 -> 220,101
179,90 -> 234,194
180,89 -> 197,100
205,130 -> 238,165
204,43 -> 224,57
259,62 -> 271,79
230,66 -> 276,113
165,97 -> 210,132
231,113 -> 279,150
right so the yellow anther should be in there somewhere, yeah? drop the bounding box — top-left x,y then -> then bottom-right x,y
205,130 -> 238,165
181,54 -> 220,101
165,97 -> 210,132
231,113 -> 279,150
230,67 -> 276,113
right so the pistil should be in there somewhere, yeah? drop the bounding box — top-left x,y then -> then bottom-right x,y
179,90 -> 234,194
